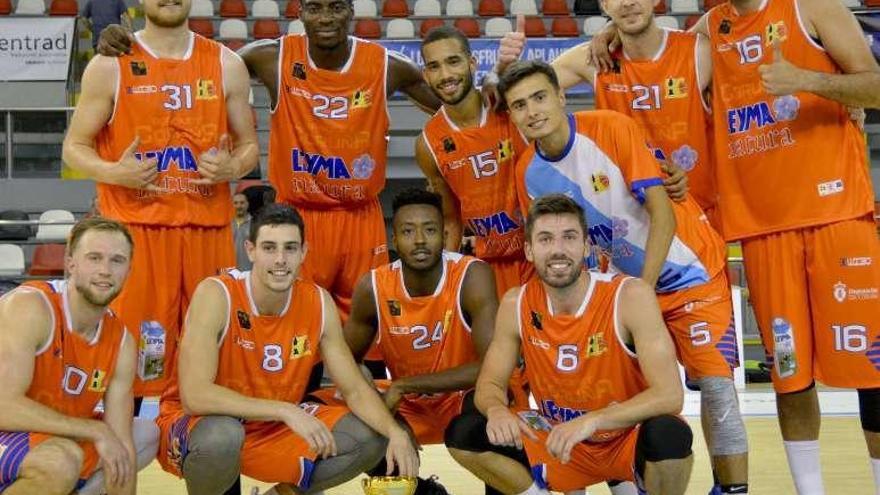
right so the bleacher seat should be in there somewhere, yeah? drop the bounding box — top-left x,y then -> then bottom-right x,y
252,0 -> 280,17
445,0 -> 473,16
524,16 -> 545,36
387,18 -> 415,37
478,0 -> 505,16
15,0 -> 45,15
541,0 -> 569,16
684,14 -> 700,30
841,0 -> 860,6
284,0 -> 300,17
287,19 -> 305,33
218,18 -> 248,39
190,0 -> 214,17
583,15 -> 607,35
189,18 -> 215,38
0,210 -> 31,240
29,244 -> 66,277
223,39 -> 246,49
454,17 -> 480,37
866,0 -> 879,6
354,18 -> 382,37
551,16 -> 578,37
382,0 -> 409,17
0,0 -> 11,15
510,0 -> 537,15
254,19 -> 281,38
655,15 -> 679,29
353,0 -> 377,17
419,18 -> 444,37
219,0 -> 247,16
35,209 -> 73,242
653,0 -> 666,13
0,245 -> 25,277
49,0 -> 77,15
670,0 -> 698,13
485,16 -> 512,36
573,0 -> 599,15
414,0 -> 441,16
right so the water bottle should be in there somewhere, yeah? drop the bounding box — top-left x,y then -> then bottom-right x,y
772,317 -> 797,378
138,321 -> 165,381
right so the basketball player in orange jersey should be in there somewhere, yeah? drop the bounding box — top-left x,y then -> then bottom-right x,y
323,188 -> 495,494
0,218 -> 159,495
445,194 -> 694,494
155,204 -> 418,495
496,5 -> 746,494
417,27 -> 533,298
62,0 -> 260,400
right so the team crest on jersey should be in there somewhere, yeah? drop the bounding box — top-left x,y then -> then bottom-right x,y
498,139 -> 513,162
196,79 -> 217,100
352,89 -> 372,109
387,300 -> 402,316
351,154 -> 375,179
530,311 -> 543,330
591,173 -> 609,193
290,335 -> 311,359
130,61 -> 148,76
88,369 -> 107,392
664,78 -> 688,99
442,137 -> 456,153
237,310 -> 251,330
586,334 -> 607,358
292,62 -> 307,80
765,21 -> 788,46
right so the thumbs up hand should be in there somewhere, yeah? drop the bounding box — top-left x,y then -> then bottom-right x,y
193,134 -> 237,185
758,40 -> 805,96
496,14 -> 527,71
113,135 -> 160,191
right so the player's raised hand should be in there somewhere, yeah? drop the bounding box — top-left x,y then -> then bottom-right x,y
587,23 -> 620,73
194,134 -> 236,185
97,24 -> 134,57
497,15 -> 527,70
113,136 -> 160,191
661,162 -> 689,203
485,406 -> 537,449
93,424 -> 134,490
384,426 -> 420,477
283,404 -> 338,459
758,40 -> 803,96
546,414 -> 598,464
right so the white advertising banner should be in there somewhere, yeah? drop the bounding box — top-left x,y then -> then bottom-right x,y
0,17 -> 76,81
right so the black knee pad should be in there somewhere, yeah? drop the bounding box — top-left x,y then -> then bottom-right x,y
444,411 -> 490,452
858,388 -> 880,433
635,415 -> 693,477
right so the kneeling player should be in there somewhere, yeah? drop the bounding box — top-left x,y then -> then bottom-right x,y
0,217 -> 158,495
446,195 -> 693,494
155,205 -> 418,494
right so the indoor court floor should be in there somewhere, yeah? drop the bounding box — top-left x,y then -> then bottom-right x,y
136,388 -> 875,494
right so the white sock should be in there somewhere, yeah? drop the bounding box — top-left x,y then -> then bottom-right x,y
517,482 -> 550,495
871,458 -> 880,495
609,481 -> 639,495
783,440 -> 825,495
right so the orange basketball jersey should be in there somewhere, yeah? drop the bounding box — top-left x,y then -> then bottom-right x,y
518,273 -> 648,442
707,0 -> 873,240
15,280 -> 127,418
373,251 -> 480,380
160,270 -> 325,415
269,34 -> 389,208
96,32 -> 231,227
595,29 -> 717,214
421,107 -> 529,261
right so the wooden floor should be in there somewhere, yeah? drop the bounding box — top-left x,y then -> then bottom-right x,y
137,416 -> 874,494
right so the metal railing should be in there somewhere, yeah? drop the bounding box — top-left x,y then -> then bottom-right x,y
0,107 -> 73,179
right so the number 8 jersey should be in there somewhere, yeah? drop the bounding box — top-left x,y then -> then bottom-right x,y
373,252 -> 480,380
269,34 -> 390,208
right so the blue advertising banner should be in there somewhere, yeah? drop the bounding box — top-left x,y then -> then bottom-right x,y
857,13 -> 880,62
379,38 -> 593,94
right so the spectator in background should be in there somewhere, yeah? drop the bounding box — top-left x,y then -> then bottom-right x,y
81,0 -> 131,51
232,193 -> 252,271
